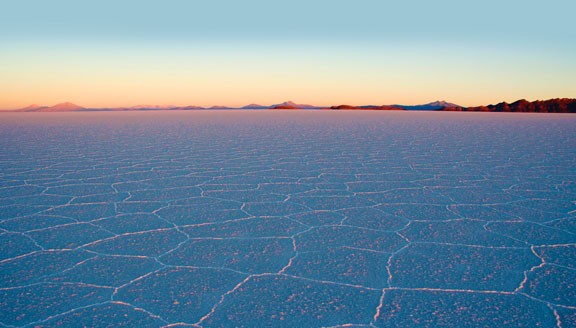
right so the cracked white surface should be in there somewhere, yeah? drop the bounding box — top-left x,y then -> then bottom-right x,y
0,111 -> 575,327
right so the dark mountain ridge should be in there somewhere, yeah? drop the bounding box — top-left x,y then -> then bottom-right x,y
444,98 -> 576,113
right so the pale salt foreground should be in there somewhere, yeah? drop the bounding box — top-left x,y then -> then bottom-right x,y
0,111 -> 574,327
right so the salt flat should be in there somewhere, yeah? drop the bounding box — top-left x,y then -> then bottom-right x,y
0,111 -> 575,327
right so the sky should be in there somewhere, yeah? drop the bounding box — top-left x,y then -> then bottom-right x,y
1,0 -> 575,109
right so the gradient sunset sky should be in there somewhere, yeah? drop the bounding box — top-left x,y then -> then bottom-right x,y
1,0 -> 574,109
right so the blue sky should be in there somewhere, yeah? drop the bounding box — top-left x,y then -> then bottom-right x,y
1,0 -> 574,108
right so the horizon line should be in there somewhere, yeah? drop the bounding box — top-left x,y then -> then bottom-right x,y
4,98 -> 576,113
5,97 -> 576,111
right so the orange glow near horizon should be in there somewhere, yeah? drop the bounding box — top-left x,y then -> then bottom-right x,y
1,42 -> 575,110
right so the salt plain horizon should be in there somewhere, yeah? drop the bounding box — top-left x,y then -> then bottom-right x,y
1,111 -> 575,327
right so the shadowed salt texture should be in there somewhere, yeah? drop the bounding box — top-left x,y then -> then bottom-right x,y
0,111 -> 575,327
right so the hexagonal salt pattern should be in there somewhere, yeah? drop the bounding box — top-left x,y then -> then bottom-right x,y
0,111 -> 574,327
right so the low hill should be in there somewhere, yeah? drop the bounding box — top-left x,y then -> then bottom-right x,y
242,104 -> 269,109
270,101 -> 318,109
330,105 -> 405,110
18,102 -> 85,112
395,101 -> 461,110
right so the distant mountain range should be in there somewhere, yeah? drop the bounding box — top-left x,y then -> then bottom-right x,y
11,99 -> 576,113
13,100 -> 323,111
445,98 -> 576,113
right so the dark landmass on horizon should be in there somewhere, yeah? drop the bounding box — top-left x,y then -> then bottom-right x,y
8,98 -> 576,113
444,98 -> 576,113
